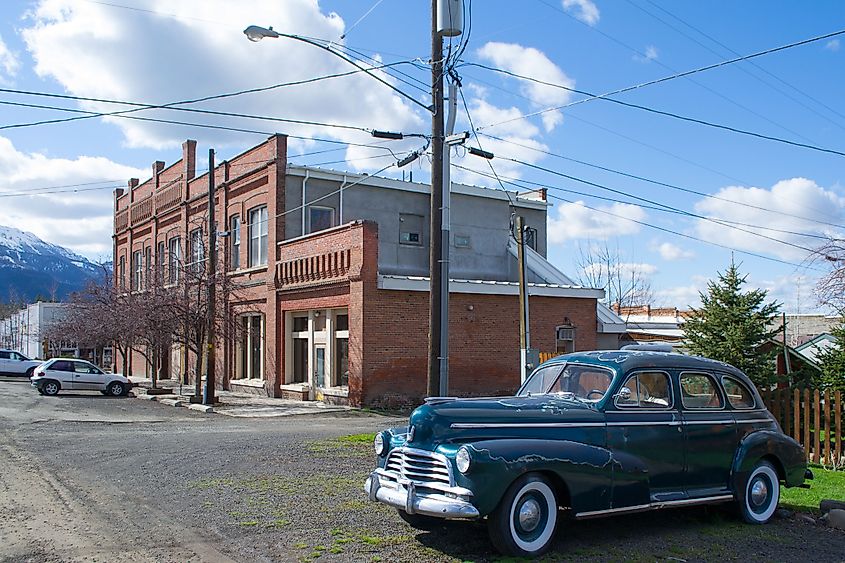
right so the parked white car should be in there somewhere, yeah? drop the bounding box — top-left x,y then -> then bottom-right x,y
30,358 -> 132,396
0,349 -> 43,377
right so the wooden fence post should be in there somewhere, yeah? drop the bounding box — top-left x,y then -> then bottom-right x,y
813,389 -> 821,464
793,388 -> 801,443
803,389 -> 811,459
824,389 -> 831,464
837,390 -> 843,464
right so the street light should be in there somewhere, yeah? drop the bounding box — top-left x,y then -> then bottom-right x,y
243,25 -> 431,113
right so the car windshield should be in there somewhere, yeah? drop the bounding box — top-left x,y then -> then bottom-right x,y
518,363 -> 614,401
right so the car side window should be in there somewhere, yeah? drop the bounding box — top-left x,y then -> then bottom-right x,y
680,372 -> 724,409
722,376 -> 756,409
519,365 -> 563,396
51,360 -> 72,371
10,352 -> 20,360
73,363 -> 96,374
0,351 -> 10,359
616,371 -> 672,408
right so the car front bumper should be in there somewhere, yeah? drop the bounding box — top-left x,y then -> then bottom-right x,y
364,469 -> 479,519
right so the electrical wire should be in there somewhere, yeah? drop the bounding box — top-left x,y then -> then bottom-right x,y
474,23 -> 845,132
532,0 -> 832,145
640,0 -> 845,128
453,161 -> 829,242
463,62 -> 845,159
480,132 -> 845,231
452,161 -> 817,271
0,61 -> 422,132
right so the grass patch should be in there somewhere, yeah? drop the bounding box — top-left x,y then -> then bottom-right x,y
238,521 -> 259,527
307,432 -> 376,457
781,465 -> 845,513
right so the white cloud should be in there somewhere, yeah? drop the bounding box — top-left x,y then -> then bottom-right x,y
476,42 -> 575,131
562,0 -> 600,26
634,45 -> 659,63
655,283 -> 703,309
0,33 -> 20,82
584,261 -> 657,278
825,39 -> 840,52
654,241 -> 694,261
693,178 -> 845,261
548,201 -> 646,243
0,136 -> 145,259
20,0 -> 424,164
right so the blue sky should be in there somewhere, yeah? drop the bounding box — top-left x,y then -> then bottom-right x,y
0,0 -> 843,313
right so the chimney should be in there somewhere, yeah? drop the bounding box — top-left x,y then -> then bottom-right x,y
152,160 -> 165,190
114,188 -> 125,211
127,178 -> 139,203
182,139 -> 197,180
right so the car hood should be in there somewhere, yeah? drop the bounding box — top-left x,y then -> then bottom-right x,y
406,395 -> 602,446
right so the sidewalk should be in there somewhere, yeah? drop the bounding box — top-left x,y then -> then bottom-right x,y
128,377 -> 358,418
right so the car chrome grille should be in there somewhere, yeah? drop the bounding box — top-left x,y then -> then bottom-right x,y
384,448 -> 452,487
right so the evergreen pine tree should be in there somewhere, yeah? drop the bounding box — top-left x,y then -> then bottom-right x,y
815,324 -> 845,391
684,262 -> 781,388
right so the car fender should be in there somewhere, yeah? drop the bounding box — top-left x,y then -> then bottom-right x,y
455,438 -> 617,516
731,429 -> 806,489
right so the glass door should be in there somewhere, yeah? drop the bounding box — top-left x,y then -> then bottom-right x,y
314,345 -> 326,388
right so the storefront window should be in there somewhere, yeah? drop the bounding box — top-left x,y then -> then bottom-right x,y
236,313 -> 264,379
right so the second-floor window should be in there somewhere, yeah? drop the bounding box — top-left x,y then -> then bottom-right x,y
156,241 -> 165,282
190,228 -> 204,274
118,256 -> 126,289
145,247 -> 152,287
248,206 -> 268,267
132,250 -> 143,291
308,206 -> 335,234
168,237 -> 181,284
230,215 -> 241,270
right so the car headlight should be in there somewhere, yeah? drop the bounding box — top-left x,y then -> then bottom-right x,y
455,446 -> 472,474
374,432 -> 387,456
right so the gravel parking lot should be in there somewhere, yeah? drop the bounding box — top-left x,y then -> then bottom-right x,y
1,377 -> 844,562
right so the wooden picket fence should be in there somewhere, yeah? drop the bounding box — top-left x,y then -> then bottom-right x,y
761,388 -> 844,465
537,351 -> 843,464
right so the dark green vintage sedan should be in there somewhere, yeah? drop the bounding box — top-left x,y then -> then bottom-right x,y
364,351 -> 811,557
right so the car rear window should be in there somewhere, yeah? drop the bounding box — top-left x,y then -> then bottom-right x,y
722,376 -> 755,409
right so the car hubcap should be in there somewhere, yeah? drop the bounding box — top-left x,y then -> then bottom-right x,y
750,477 -> 769,507
518,498 -> 542,532
45,384 -> 56,393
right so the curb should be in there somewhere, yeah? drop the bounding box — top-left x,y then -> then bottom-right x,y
158,398 -> 183,407
187,403 -> 214,413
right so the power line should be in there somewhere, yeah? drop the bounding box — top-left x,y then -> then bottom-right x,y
491,155 -> 822,255
0,89 -> 371,133
452,162 -> 829,241
458,68 -> 755,186
465,62 -> 845,159
475,24 -> 845,132
453,161 -> 816,271
640,0 -> 845,129
480,132 -> 845,230
531,0 -> 832,145
0,61 -> 422,132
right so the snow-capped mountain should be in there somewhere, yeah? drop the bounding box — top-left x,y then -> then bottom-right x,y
0,225 -> 109,302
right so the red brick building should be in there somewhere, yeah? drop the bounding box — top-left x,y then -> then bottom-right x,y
113,135 -> 624,407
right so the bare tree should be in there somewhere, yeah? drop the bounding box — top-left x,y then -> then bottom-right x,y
813,238 -> 845,313
574,241 -> 654,309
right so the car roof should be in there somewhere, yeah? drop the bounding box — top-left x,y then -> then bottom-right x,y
546,350 -> 748,380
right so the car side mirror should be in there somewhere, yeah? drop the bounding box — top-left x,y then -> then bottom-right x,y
615,386 -> 632,401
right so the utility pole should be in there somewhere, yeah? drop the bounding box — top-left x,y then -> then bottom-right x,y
427,0 -> 445,398
204,148 -> 217,405
517,216 -> 530,383
428,0 -> 463,397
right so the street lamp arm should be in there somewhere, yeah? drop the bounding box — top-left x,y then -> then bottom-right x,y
244,25 -> 433,113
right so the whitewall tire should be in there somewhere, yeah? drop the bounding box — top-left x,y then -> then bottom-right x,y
488,473 -> 558,557
739,460 -> 780,524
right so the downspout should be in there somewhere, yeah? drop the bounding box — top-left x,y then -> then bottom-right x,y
301,170 -> 310,236
339,174 -> 347,224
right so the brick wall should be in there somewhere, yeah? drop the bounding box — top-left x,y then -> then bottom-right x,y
360,289 -> 598,408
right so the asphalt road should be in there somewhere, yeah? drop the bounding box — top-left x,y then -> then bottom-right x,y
1,376 -> 843,563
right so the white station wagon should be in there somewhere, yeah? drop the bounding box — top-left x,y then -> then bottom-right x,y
30,358 -> 132,396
